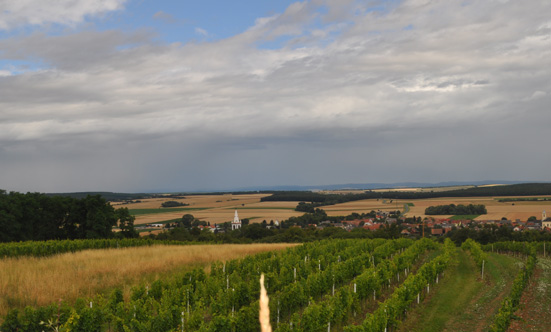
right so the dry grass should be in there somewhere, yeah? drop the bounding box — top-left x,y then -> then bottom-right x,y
0,243 -> 296,316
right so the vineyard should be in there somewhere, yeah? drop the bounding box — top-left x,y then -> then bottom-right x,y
0,238 -> 546,331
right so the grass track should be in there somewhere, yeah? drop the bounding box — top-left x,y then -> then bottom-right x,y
397,249 -> 521,332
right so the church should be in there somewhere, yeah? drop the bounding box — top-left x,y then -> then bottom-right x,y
231,210 -> 242,230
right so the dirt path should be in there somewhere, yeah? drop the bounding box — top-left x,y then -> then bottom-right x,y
508,257 -> 551,332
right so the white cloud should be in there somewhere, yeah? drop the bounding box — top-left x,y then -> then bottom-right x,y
0,0 -> 127,30
194,27 -> 209,37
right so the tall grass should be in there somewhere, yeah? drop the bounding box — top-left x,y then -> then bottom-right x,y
0,243 -> 295,317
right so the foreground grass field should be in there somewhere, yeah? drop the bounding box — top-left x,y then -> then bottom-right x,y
0,243 -> 295,317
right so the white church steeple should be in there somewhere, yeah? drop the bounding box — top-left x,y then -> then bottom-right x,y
232,210 -> 242,230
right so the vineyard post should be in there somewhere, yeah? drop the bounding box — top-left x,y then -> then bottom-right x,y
354,283 -> 356,293
277,301 -> 280,327
328,321 -> 331,332
417,293 -> 420,304
482,260 -> 485,280
427,283 -> 430,294
187,290 -> 190,314
373,289 -> 376,301
90,301 -> 92,308
181,312 -> 184,332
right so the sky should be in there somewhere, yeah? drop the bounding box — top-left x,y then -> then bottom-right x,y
1,0 -> 550,193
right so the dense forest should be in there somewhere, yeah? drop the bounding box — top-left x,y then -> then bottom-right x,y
0,190 -> 137,242
424,204 -> 487,215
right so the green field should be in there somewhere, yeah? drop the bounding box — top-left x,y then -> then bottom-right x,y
128,207 -> 208,215
223,206 -> 295,210
450,214 -> 481,220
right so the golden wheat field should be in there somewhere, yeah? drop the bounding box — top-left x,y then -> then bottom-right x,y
0,243 -> 296,317
403,196 -> 551,220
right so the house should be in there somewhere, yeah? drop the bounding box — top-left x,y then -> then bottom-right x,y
363,224 -> 384,231
431,228 -> 444,236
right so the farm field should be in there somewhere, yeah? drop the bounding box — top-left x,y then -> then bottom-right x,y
0,243 -> 295,318
403,196 -> 551,221
323,195 -> 551,221
113,193 -> 551,227
111,194 -> 302,225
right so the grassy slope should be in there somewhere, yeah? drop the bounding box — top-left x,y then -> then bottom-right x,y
397,249 -> 521,332
507,257 -> 551,332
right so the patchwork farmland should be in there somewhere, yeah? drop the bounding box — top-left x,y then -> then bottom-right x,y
115,193 -> 551,228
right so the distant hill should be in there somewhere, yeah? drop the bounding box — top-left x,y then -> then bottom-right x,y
39,181 -> 550,201
231,180 -> 527,192
45,192 -> 151,201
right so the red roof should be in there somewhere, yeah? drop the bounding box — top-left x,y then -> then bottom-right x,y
363,224 -> 384,231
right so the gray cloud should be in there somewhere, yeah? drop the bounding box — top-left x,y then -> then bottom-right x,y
1,0 -> 550,192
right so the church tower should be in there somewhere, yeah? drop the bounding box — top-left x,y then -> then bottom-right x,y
232,210 -> 242,230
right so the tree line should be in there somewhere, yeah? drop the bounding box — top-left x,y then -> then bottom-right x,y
424,204 -> 487,215
0,190 -> 137,242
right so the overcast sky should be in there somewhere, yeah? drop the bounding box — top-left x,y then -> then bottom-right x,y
1,0 -> 550,193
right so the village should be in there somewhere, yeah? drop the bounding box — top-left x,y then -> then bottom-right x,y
140,208 -> 551,239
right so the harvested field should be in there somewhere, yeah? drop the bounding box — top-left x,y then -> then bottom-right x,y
324,195 -> 551,221
0,243 -> 296,317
